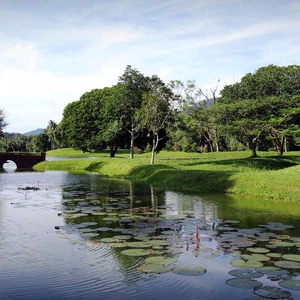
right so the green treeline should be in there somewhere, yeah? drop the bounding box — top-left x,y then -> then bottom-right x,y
1,64 -> 300,164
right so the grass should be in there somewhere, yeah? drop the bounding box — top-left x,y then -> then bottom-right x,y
34,148 -> 300,202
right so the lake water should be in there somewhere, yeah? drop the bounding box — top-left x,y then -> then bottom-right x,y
0,168 -> 300,300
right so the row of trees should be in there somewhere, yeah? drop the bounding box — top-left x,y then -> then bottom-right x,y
0,120 -> 60,153
1,64 -> 300,162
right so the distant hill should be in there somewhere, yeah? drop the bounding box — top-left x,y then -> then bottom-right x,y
23,128 -> 45,136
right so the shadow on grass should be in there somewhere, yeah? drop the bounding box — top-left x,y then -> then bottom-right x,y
178,155 -> 300,170
128,164 -> 236,194
85,161 -> 105,172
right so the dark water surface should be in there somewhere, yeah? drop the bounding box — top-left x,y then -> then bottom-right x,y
0,169 -> 300,300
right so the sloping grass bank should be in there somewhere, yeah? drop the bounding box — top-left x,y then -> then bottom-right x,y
34,149 -> 300,202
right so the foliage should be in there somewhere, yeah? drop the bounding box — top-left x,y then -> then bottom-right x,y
139,75 -> 174,164
221,64 -> 300,103
0,107 -> 7,137
28,132 -> 51,152
118,65 -> 150,158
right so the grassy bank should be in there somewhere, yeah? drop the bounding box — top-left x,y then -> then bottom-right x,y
34,149 -> 300,202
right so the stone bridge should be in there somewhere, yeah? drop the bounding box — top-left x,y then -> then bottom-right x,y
0,153 -> 46,169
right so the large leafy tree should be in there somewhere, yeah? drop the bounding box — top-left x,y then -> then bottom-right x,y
139,75 -> 174,164
60,85 -> 128,157
118,65 -> 150,158
217,64 -> 300,156
221,65 -> 300,103
215,95 -> 300,157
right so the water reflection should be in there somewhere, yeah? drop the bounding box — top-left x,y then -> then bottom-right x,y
0,170 -> 299,300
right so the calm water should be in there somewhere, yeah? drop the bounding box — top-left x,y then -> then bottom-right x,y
0,168 -> 300,300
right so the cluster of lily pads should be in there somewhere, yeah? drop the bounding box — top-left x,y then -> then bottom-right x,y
58,192 -> 300,299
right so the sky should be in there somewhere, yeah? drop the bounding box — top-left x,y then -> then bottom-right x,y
1,0 -> 300,133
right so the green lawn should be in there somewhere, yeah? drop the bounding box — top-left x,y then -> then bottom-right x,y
34,148 -> 300,202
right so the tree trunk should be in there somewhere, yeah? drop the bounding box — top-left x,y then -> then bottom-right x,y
214,127 -> 219,152
273,136 -> 284,156
110,146 -> 118,157
129,129 -> 134,159
249,137 -> 258,158
151,135 -> 155,165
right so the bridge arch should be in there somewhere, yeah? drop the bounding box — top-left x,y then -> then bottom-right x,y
0,153 -> 46,169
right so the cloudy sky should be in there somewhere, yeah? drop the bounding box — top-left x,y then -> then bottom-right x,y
1,0 -> 300,133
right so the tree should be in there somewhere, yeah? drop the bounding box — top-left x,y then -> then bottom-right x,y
28,132 -> 50,152
118,65 -> 150,158
46,120 -> 59,150
215,95 -> 300,157
0,107 -> 7,137
218,64 -> 300,156
169,79 -> 221,152
139,75 -> 174,164
221,65 -> 300,103
60,85 -> 129,157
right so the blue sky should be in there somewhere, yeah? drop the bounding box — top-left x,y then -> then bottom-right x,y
1,0 -> 300,133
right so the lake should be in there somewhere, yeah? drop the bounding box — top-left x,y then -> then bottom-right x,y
0,168 -> 300,300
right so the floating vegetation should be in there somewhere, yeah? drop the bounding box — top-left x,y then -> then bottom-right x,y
253,286 -> 291,299
172,266 -> 207,276
137,264 -> 171,274
241,254 -> 270,262
247,247 -> 270,254
260,222 -> 295,231
128,241 -> 152,248
266,253 -> 282,258
121,249 -> 150,257
112,235 -> 132,240
278,279 -> 300,291
229,269 -> 263,279
54,188 -> 300,300
256,266 -> 289,276
225,278 -> 263,289
270,241 -> 295,247
230,259 -> 263,268
108,242 -> 129,248
281,254 -> 300,262
274,261 -> 300,269
144,256 -> 177,265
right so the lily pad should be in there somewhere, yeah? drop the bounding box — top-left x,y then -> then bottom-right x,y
253,286 -> 291,299
228,269 -> 263,279
278,279 -> 300,291
281,254 -> 300,262
108,242 -> 129,248
121,249 -> 150,256
112,235 -> 132,240
128,241 -> 152,248
256,266 -> 289,276
230,259 -> 263,268
100,238 -> 118,243
266,253 -> 282,258
274,260 -> 300,269
137,264 -> 171,274
172,266 -> 207,276
148,239 -> 169,246
144,256 -> 177,265
226,278 -> 262,289
247,247 -> 270,253
241,254 -> 269,262
270,241 -> 295,247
